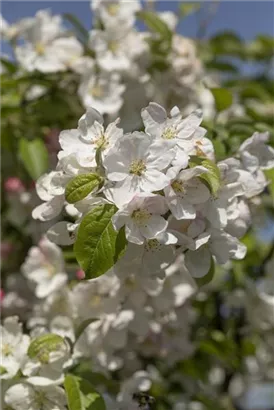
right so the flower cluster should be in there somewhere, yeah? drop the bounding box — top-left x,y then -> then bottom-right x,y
1,2 -> 211,131
1,2 -> 274,409
1,236 -> 195,410
33,103 -> 274,279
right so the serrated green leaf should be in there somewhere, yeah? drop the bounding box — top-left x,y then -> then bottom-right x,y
137,11 -> 172,41
64,374 -> 83,410
189,156 -> 221,196
196,256 -> 215,286
19,138 -> 49,180
64,374 -> 106,410
65,174 -> 102,204
28,333 -> 65,363
74,204 -> 127,279
79,378 -> 106,410
180,2 -> 201,17
210,87 -> 233,112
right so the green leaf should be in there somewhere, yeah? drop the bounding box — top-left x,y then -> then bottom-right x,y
75,318 -> 98,341
63,13 -> 89,43
137,11 -> 172,41
0,58 -> 17,74
28,333 -> 65,363
64,374 -> 83,410
210,31 -> 243,57
189,156 -> 221,197
206,60 -> 238,74
79,378 -> 106,410
0,366 -> 7,375
19,138 -> 49,180
196,256 -> 215,286
74,204 -> 127,279
210,87 -> 233,112
64,374 -> 106,410
180,2 -> 201,17
65,174 -> 102,204
265,169 -> 274,202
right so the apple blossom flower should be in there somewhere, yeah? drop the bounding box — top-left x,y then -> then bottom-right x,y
78,70 -> 125,115
0,316 -> 30,379
104,132 -> 175,205
91,0 -> 141,29
4,383 -> 67,410
112,193 -> 169,245
15,10 -> 84,73
22,237 -> 67,298
58,108 -> 123,168
239,132 -> 274,172
164,166 -> 210,220
184,228 -> 246,278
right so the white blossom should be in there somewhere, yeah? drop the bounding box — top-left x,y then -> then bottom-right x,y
22,238 -> 67,298
0,317 -> 30,379
5,383 -> 67,410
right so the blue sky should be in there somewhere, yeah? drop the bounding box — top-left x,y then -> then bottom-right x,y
2,1 -> 274,42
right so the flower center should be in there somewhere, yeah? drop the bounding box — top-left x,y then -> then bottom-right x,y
162,127 -> 176,140
90,295 -> 101,307
145,239 -> 161,252
108,40 -> 119,53
94,134 -> 108,149
2,343 -> 13,356
195,140 -> 206,157
129,160 -> 146,176
125,276 -> 136,288
34,391 -> 47,407
131,209 -> 151,226
37,350 -> 50,364
106,3 -> 120,16
43,262 -> 56,277
35,42 -> 45,55
90,85 -> 103,98
171,179 -> 185,194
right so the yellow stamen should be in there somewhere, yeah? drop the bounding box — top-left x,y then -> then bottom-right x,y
129,159 -> 146,176
132,209 -> 151,226
162,127 -> 176,140
171,179 -> 185,194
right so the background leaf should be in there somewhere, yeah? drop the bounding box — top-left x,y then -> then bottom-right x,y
19,138 -> 49,180
210,87 -> 233,112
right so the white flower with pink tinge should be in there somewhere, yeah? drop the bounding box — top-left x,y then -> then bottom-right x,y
21,237 -> 67,298
112,193 -> 169,245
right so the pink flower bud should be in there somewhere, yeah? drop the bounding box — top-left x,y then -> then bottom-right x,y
76,270 -> 85,280
0,289 -> 4,302
4,177 -> 25,193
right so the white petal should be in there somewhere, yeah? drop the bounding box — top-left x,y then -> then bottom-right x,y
146,140 -> 175,170
167,196 -> 196,220
46,222 -> 77,245
5,383 -> 34,410
32,196 -> 63,221
185,246 -> 211,278
177,109 -> 203,139
141,102 -> 167,137
140,215 -> 168,239
141,169 -> 170,192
